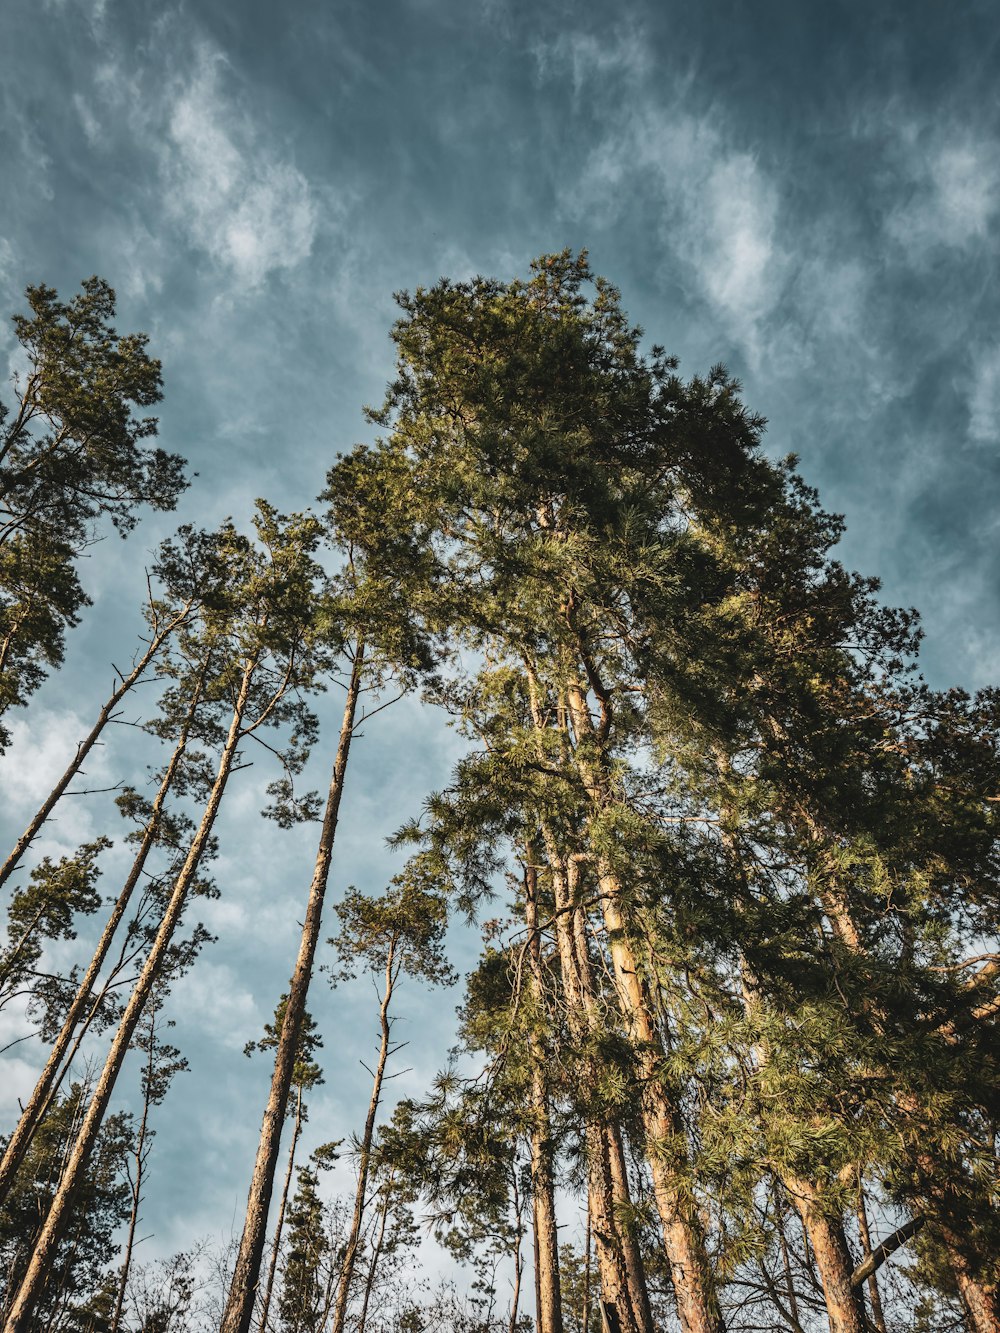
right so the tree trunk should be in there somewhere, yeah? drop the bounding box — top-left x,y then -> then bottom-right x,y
109,1017 -> 159,1333
0,600 -> 191,890
221,643 -> 364,1333
552,859 -> 650,1333
524,867 -> 563,1333
855,1189 -> 887,1333
525,667 -> 652,1333
564,677 -> 723,1333
356,1170 -> 393,1333
331,925 -> 394,1333
785,1177 -> 866,1333
257,1084 -> 303,1333
0,674 -> 203,1211
944,1231 -> 1000,1333
2,652 -> 258,1333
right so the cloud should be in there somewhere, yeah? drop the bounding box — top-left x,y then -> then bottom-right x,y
0,707 -> 114,857
162,48 -> 318,287
885,132 -> 1000,258
968,344 -> 1000,442
566,106 -> 787,364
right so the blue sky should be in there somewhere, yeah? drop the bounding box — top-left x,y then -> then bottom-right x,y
1,0 -> 999,1291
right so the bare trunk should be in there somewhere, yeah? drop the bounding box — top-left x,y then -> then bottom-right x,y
785,1177 -> 866,1333
2,653 -> 258,1333
110,1020 -> 159,1333
257,1085 -> 303,1333
508,1170 -> 525,1333
221,644 -> 364,1333
603,1122 -> 655,1333
0,676 -> 202,1211
331,924 -> 394,1333
0,603 -> 191,890
855,1189 -> 886,1333
357,1171 -> 393,1333
564,678 -> 722,1333
945,1231 -> 1000,1333
524,868 -> 563,1333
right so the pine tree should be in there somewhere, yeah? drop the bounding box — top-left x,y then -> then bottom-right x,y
3,504 -> 332,1332
0,278 -> 186,741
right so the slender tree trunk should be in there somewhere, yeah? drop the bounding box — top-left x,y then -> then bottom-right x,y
776,1194 -> 804,1333
109,1019 -> 159,1333
331,928 -> 395,1333
785,1177 -> 866,1333
0,672 -> 203,1211
257,1084 -> 303,1333
603,1122 -> 655,1333
524,866 -> 563,1333
2,653 -> 258,1333
855,1188 -> 886,1333
525,669 -> 652,1333
563,677 -> 723,1333
221,643 -> 365,1333
509,1170 -> 525,1333
357,1170 -> 394,1333
0,603 -> 191,890
549,855 -> 650,1333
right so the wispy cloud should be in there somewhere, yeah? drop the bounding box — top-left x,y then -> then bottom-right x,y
885,130 -> 1000,259
968,343 -> 1000,442
162,48 -> 319,287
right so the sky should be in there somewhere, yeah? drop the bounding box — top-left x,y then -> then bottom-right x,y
1,0 -> 999,1299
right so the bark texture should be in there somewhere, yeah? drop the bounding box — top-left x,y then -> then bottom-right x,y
221,644 -> 363,1333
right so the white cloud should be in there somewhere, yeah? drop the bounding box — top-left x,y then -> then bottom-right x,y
162,48 -> 318,287
0,707 -> 114,857
885,133 -> 1000,258
568,108 -> 786,364
531,23 -> 652,98
72,92 -> 101,147
968,344 -> 1000,442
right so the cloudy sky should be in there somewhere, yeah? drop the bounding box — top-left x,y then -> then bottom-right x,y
1,0 -> 999,1288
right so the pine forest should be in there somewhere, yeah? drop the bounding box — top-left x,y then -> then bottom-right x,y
1,251 -> 999,1333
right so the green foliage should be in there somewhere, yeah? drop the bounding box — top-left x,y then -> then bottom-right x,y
329,871 -> 455,989
0,837 -> 110,1002
0,278 -> 187,734
245,997 -> 324,1101
0,1086 -> 132,1327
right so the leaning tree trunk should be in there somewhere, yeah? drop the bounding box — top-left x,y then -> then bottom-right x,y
257,1084 -> 304,1333
221,642 -> 364,1333
331,927 -> 395,1333
785,1176 -> 867,1333
0,671 -> 204,1212
0,598 -> 193,890
2,652 -> 259,1333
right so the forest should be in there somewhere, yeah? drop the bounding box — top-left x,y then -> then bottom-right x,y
0,251 -> 998,1333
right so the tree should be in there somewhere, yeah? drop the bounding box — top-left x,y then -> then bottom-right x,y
326,871 -> 455,1333
0,1085 -> 132,1330
0,278 -> 186,739
109,997 -> 188,1333
0,522 -> 236,1214
244,998 -> 325,1333
3,503 -> 332,1333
